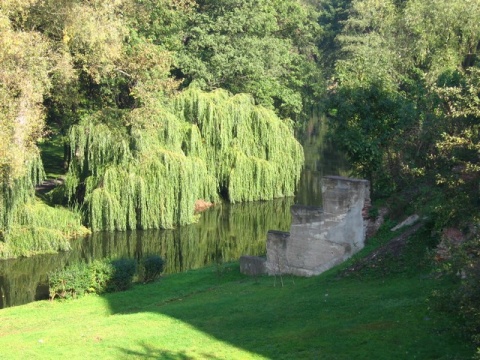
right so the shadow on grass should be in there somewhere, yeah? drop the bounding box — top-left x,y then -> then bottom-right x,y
103,261 -> 473,359
117,342 -> 222,360
38,137 -> 66,179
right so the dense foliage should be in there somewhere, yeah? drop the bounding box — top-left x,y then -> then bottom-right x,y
176,0 -> 323,118
327,0 -> 480,220
139,255 -> 165,283
324,0 -> 480,349
48,256 -> 147,299
0,0 -> 311,241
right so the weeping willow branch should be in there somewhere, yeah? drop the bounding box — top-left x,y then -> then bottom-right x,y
1,152 -> 44,240
175,88 -> 304,203
66,88 -> 304,231
0,151 -> 88,258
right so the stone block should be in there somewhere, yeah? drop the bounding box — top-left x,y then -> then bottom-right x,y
263,176 -> 370,277
291,205 -> 323,225
322,176 -> 369,216
240,256 -> 266,276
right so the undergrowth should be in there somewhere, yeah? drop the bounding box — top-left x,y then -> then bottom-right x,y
48,255 -> 165,300
337,220 -> 435,279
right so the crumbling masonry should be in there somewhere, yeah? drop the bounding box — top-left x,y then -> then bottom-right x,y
240,176 -> 370,277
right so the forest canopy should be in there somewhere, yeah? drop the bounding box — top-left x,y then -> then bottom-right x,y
328,0 -> 480,227
1,0 -> 479,251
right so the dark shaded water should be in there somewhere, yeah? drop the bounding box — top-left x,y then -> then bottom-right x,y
295,115 -> 349,205
0,115 -> 349,308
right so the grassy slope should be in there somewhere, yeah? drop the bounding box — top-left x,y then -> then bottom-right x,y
38,136 -> 66,180
0,227 -> 474,359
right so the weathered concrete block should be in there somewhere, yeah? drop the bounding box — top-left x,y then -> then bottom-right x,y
266,231 -> 289,275
264,176 -> 370,277
291,205 -> 323,225
240,256 -> 266,276
322,176 -> 369,216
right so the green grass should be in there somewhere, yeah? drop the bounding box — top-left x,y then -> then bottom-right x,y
38,135 -> 66,179
0,226 -> 475,359
0,270 -> 473,359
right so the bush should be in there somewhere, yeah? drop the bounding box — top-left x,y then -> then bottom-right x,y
49,258 -> 137,300
89,259 -> 115,294
48,263 -> 91,300
49,256 -> 167,301
139,255 -> 164,283
107,258 -> 137,292
433,235 -> 480,350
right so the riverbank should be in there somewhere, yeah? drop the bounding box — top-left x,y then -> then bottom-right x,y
0,225 -> 474,359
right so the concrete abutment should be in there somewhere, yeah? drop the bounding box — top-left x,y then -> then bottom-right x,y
240,176 -> 370,277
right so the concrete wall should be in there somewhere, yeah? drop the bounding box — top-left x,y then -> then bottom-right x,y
265,176 -> 370,277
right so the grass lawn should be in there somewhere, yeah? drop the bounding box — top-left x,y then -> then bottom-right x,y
38,135 -> 66,180
0,253 -> 474,359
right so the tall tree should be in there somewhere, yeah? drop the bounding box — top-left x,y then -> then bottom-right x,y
175,0 -> 323,119
0,1 -> 88,257
0,2 -> 51,232
328,0 -> 480,199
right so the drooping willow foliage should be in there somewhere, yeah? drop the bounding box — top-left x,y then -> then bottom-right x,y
0,152 -> 44,239
5,199 -> 90,257
66,88 -> 303,231
66,114 -> 217,231
175,89 -> 305,202
0,152 -> 88,258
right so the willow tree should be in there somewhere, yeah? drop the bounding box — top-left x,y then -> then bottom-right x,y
175,88 -> 304,202
66,88 -> 304,231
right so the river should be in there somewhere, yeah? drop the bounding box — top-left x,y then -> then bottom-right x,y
0,115 -> 349,308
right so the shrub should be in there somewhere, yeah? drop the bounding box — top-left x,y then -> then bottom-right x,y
139,255 -> 164,283
48,263 -> 91,300
433,235 -> 480,350
48,256 -> 168,302
107,258 -> 137,292
49,258 -> 137,300
89,259 -> 115,294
